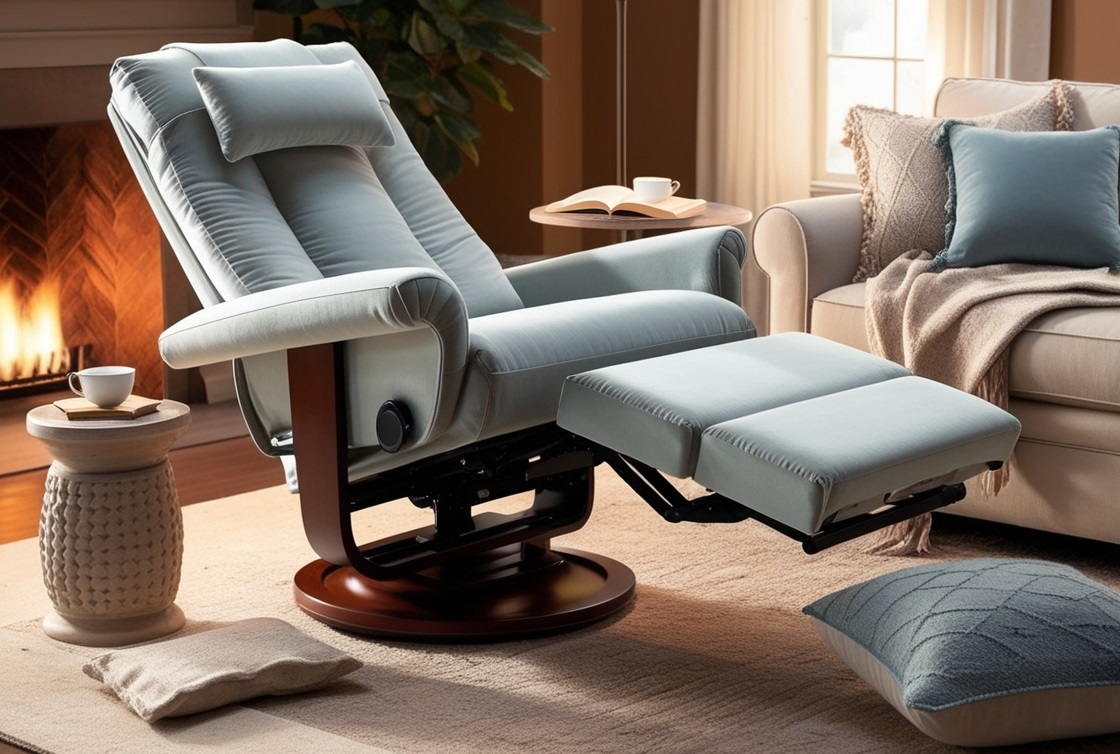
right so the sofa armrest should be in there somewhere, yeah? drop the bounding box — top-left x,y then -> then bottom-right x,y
752,194 -> 863,333
159,267 -> 468,369
505,225 -> 747,308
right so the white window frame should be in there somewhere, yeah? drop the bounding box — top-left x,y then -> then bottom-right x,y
811,0 -> 927,194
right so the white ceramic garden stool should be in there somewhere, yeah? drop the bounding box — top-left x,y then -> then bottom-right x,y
26,400 -> 191,646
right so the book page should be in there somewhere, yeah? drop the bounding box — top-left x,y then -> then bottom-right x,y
545,186 -> 707,219
613,196 -> 707,219
544,185 -> 634,213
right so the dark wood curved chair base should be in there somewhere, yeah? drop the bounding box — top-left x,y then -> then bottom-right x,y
293,545 -> 636,640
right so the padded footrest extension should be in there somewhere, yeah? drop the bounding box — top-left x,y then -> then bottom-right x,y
559,333 -> 1021,542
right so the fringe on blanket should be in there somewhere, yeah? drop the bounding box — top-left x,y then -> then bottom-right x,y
865,352 -> 1012,556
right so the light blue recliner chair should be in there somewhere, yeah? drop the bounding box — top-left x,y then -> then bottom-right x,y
108,39 -> 755,638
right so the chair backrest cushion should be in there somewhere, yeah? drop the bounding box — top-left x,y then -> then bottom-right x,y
109,39 -> 523,317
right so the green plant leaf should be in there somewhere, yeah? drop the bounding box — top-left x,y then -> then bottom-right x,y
253,0 -> 318,15
382,50 -> 428,98
459,25 -> 515,62
406,11 -> 447,56
255,0 -> 551,182
458,61 -> 511,110
416,0 -> 467,41
434,111 -> 481,144
460,25 -> 549,79
433,111 -> 482,166
502,42 -> 549,79
393,99 -> 423,142
427,73 -> 473,113
464,0 -> 553,34
454,41 -> 482,64
345,0 -> 389,24
302,22 -> 351,45
410,120 -> 464,183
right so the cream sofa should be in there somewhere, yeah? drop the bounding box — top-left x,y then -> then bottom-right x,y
753,77 -> 1120,545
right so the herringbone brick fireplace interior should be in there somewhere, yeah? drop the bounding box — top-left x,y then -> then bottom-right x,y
0,122 -> 164,399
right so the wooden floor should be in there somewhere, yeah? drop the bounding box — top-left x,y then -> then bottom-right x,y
0,433 -> 286,546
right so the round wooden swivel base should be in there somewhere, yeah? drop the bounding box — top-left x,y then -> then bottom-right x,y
293,546 -> 635,640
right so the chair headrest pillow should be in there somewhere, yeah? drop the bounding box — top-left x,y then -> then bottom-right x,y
193,60 -> 395,162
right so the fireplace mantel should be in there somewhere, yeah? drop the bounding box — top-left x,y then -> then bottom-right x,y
0,0 -> 253,128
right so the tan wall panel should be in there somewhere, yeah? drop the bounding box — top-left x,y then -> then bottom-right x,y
1051,0 -> 1120,83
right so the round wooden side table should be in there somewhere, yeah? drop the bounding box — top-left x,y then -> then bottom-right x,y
529,201 -> 753,241
26,400 -> 192,647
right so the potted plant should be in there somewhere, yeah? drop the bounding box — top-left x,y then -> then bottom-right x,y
254,0 -> 551,182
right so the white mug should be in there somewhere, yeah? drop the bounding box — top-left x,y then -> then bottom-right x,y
633,176 -> 681,203
68,366 -> 135,408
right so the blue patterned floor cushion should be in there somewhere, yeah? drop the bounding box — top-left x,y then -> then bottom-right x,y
804,559 -> 1120,747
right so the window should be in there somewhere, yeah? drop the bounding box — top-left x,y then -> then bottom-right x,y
816,0 -> 928,184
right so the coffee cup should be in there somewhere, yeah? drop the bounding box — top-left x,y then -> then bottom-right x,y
633,176 -> 681,203
68,366 -> 135,408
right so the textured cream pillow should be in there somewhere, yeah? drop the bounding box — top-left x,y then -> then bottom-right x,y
844,81 -> 1073,282
83,618 -> 361,722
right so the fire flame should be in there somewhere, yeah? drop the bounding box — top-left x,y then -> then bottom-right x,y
0,279 -> 69,382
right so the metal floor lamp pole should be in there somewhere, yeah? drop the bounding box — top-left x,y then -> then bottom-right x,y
616,0 -> 628,187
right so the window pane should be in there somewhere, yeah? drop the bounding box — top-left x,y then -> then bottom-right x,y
826,58 -> 893,174
829,0 -> 894,58
896,0 -> 928,59
895,60 -> 925,115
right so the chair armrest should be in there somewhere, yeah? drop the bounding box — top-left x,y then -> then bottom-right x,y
159,267 -> 468,369
505,226 -> 747,307
752,194 -> 863,333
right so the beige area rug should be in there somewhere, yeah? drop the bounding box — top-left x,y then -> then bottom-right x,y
4,468 -> 1120,754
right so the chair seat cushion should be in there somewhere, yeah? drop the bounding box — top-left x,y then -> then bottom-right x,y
461,290 -> 755,441
558,332 -> 907,478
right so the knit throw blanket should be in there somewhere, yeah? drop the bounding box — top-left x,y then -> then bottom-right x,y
864,250 -> 1120,554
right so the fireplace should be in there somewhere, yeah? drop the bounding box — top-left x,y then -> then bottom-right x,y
0,274 -> 88,397
0,123 -> 164,399
0,0 -> 255,402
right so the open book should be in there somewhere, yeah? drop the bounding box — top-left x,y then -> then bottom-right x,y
544,185 -> 707,219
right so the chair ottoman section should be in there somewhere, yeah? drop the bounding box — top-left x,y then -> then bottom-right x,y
557,332 -> 909,478
559,333 -> 1021,548
693,376 -> 1021,536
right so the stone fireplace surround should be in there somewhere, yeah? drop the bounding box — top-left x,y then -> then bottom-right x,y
0,1 -> 253,401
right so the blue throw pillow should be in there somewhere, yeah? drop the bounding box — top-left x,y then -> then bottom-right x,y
932,124 -> 1120,272
804,559 -> 1120,747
